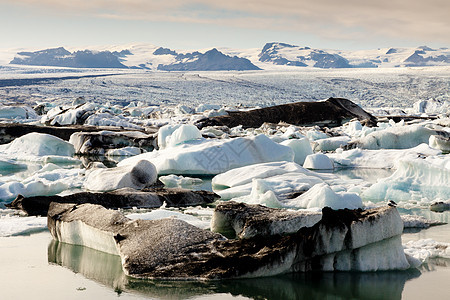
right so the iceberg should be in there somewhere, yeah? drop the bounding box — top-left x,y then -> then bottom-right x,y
362,156 -> 450,202
212,161 -> 326,201
84,160 -> 157,192
285,183 -> 363,210
328,143 -> 441,169
48,202 -> 413,279
119,134 -> 294,175
280,138 -> 312,165
350,124 -> 436,150
303,153 -> 334,170
0,132 -> 75,158
0,105 -> 38,120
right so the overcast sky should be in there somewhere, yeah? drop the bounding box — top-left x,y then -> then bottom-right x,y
1,0 -> 448,50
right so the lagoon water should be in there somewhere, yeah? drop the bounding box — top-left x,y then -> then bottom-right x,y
1,168 -> 449,299
1,225 -> 449,300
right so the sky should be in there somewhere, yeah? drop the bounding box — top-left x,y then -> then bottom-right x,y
0,0 -> 449,51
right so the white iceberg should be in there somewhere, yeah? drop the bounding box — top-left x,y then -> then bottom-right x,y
285,183 -> 363,210
362,156 -> 450,202
119,134 -> 294,175
0,105 -> 38,120
0,132 -> 75,158
303,153 -> 334,170
329,143 -> 441,169
84,159 -> 157,192
0,166 -> 83,201
280,138 -> 313,165
159,174 -> 203,188
312,136 -> 351,152
353,124 -> 436,150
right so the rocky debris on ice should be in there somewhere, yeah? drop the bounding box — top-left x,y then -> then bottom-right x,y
0,122 -> 155,145
48,202 -> 415,279
211,201 -> 322,238
118,134 -> 294,175
84,160 -> 157,192
8,187 -> 218,216
196,98 -> 377,129
69,130 -> 157,155
401,214 -> 446,228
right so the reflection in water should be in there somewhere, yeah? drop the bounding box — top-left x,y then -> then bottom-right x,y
48,240 -> 422,300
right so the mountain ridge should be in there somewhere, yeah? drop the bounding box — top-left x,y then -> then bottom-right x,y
4,42 -> 450,70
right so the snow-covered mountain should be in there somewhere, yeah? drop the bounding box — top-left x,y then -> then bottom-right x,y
257,42 -> 450,68
3,42 -> 449,70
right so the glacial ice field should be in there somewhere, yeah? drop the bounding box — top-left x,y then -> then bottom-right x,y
0,65 -> 449,299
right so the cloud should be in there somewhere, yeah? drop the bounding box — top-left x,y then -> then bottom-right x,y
3,0 -> 449,44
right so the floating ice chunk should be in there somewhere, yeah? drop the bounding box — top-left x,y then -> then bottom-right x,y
312,136 -> 351,152
84,112 -> 143,129
157,124 -> 181,149
401,215 -> 444,228
159,174 -> 203,188
0,132 -> 75,158
280,138 -> 312,165
126,209 -> 210,229
281,126 -> 305,140
352,124 -> 436,150
306,130 -> 329,141
106,147 -> 142,157
328,143 -> 441,169
0,105 -> 38,120
303,153 -> 334,170
48,103 -> 97,125
84,160 -> 157,192
403,239 -> 450,263
166,124 -> 202,147
0,214 -> 47,237
231,179 -> 284,208
0,166 -> 83,201
195,104 -> 221,113
429,134 -> 450,152
413,99 -> 450,115
285,183 -> 363,210
203,108 -> 228,118
174,104 -> 193,115
119,134 -> 294,175
213,161 -> 320,190
362,156 -> 450,202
